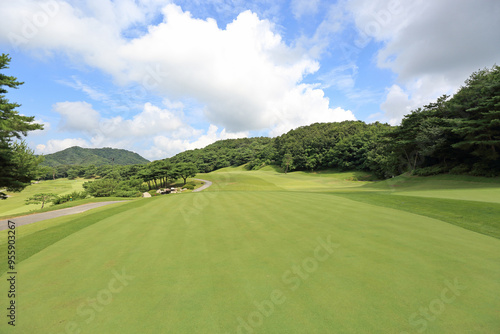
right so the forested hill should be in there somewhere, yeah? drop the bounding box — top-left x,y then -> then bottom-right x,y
41,146 -> 149,167
165,65 -> 500,178
166,137 -> 274,173
164,121 -> 393,175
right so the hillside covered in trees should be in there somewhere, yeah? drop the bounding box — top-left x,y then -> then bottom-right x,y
164,65 -> 500,178
41,146 -> 149,167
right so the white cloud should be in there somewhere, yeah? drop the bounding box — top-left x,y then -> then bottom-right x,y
380,85 -> 412,125
345,0 -> 500,123
52,101 -> 185,138
100,102 -> 185,138
37,138 -> 90,154
119,5 -> 329,132
38,100 -> 249,159
268,84 -> 356,136
291,0 -> 320,19
53,101 -> 100,132
375,0 -> 500,82
29,118 -> 51,136
145,124 -> 248,159
1,2 -> 355,135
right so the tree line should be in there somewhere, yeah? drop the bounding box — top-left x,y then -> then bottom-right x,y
36,161 -> 199,198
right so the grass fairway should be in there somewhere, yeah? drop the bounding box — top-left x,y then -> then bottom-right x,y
1,170 -> 499,333
0,178 -> 86,217
365,174 -> 500,203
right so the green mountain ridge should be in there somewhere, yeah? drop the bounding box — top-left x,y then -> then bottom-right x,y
40,146 -> 149,167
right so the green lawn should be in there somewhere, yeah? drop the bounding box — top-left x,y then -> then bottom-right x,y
0,178 -> 86,216
363,173 -> 500,203
1,170 -> 499,333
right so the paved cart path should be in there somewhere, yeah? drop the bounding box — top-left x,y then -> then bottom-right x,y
192,179 -> 213,192
0,201 -> 126,231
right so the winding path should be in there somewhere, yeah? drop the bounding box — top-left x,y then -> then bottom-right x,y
0,201 -> 126,231
192,178 -> 213,192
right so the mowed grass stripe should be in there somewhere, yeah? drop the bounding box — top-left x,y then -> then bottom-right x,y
333,191 -> 500,239
0,198 -> 151,275
4,191 -> 500,333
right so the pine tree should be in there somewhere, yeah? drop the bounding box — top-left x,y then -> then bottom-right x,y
451,66 -> 500,162
0,54 -> 44,199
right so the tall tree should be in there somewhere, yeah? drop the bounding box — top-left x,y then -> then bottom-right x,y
282,153 -> 293,174
0,54 -> 43,198
174,162 -> 198,185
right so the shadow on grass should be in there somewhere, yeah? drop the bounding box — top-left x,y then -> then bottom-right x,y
362,174 -> 500,192
332,191 -> 500,240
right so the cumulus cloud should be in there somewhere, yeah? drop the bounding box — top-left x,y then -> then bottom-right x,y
0,1 -> 355,135
52,101 -> 185,138
268,84 -> 356,136
380,85 -> 412,125
145,124 -> 248,159
40,100 -> 250,159
53,101 -> 100,132
29,118 -> 51,136
120,5 -> 341,132
345,0 -> 500,123
37,138 -> 90,154
100,102 -> 185,138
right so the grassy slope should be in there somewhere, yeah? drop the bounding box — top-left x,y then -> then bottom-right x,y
0,178 -> 86,216
363,173 -> 500,203
0,170 -> 499,333
331,174 -> 500,239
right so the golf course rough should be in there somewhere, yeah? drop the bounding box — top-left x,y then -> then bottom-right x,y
0,169 -> 499,333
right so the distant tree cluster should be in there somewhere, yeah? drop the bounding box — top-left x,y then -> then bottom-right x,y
78,161 -> 198,198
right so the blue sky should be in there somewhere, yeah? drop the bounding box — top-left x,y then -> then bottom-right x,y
1,0 -> 499,160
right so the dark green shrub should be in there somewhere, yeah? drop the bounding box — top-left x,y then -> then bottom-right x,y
114,190 -> 141,197
413,165 -> 446,176
470,162 -> 498,177
53,191 -> 88,205
449,164 -> 470,175
83,179 -> 118,197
